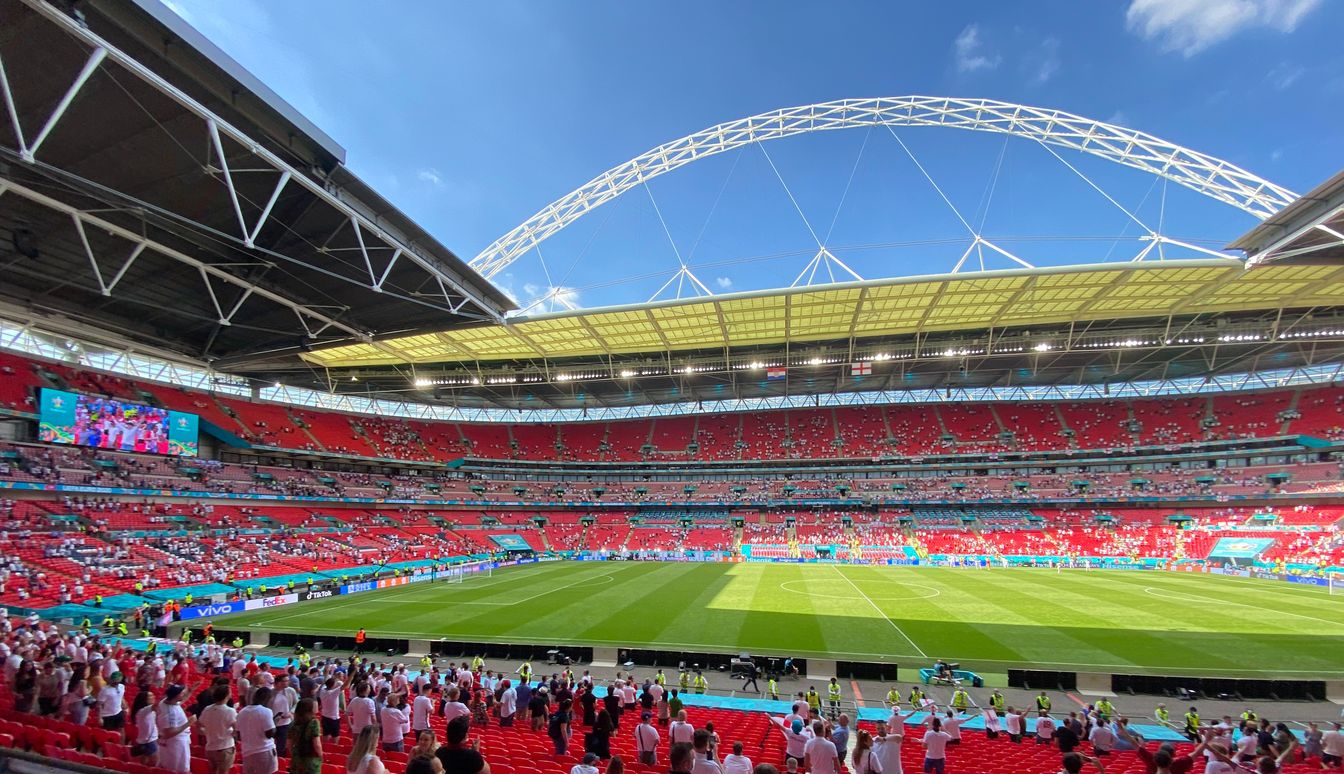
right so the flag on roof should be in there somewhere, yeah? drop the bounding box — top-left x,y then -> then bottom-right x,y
766,367 -> 787,381
851,361 -> 872,377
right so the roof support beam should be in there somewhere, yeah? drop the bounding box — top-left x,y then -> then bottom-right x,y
0,175 -> 366,341
23,46 -> 106,162
19,0 -> 506,323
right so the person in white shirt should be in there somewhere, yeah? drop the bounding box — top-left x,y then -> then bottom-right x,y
269,675 -> 297,759
348,683 -> 377,735
939,712 -> 962,744
131,691 -> 159,766
1235,730 -> 1259,762
1035,712 -> 1056,745
317,676 -> 344,743
499,680 -> 518,727
851,730 -> 882,774
441,686 -> 469,724
98,673 -> 129,739
198,685 -> 238,774
1323,722 -> 1344,768
571,752 -> 601,774
777,716 -> 813,766
236,688 -> 278,774
920,718 -> 952,774
379,694 -> 410,752
723,741 -> 753,774
804,721 -> 840,774
670,711 -> 696,745
411,685 -> 434,732
1004,708 -> 1024,743
635,712 -> 661,766
155,685 -> 192,774
872,720 -> 902,774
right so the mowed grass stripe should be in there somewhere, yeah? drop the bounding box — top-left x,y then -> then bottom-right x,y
221,562 -> 1344,676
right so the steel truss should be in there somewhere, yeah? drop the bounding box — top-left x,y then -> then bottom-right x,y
470,96 -> 1297,279
1,0 -> 505,325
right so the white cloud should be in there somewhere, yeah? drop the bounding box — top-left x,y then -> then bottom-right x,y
522,283 -> 540,298
1270,148 -> 1284,162
1105,110 -> 1130,127
1026,37 -> 1061,84
1265,61 -> 1304,90
952,24 -> 1001,72
417,168 -> 444,187
1125,0 -> 1322,56
715,276 -> 733,289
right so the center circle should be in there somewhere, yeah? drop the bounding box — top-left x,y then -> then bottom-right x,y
779,578 -> 941,601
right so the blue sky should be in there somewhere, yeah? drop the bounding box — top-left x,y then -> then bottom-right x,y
165,0 -> 1343,311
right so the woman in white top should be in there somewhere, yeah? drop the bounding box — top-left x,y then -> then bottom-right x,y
347,725 -> 387,774
851,730 -> 882,774
131,691 -> 159,766
155,686 -> 193,774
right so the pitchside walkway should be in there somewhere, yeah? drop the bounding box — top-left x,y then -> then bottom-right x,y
109,636 -> 1342,741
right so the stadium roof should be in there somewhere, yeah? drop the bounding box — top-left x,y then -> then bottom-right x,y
1231,168 -> 1344,268
302,259 -> 1344,367
0,0 -> 511,365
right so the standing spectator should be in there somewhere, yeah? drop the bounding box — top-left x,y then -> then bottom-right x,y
412,685 -> 435,733
872,720 -> 903,774
98,671 -> 128,738
499,680 -> 517,727
634,712 -> 661,766
1036,712 -> 1056,745
130,690 -> 159,766
1088,720 -> 1116,757
156,685 -> 193,774
380,694 -> 409,752
723,742 -> 753,774
851,730 -> 882,774
288,698 -> 324,774
693,729 -> 724,774
549,698 -> 574,755
199,685 -> 238,774
237,687 -> 278,774
1322,722 -> 1344,768
832,715 -> 851,763
270,675 -> 297,758
349,683 -> 377,735
804,720 -> 840,774
920,717 -> 952,774
1005,707 -> 1024,744
587,710 -> 614,760
318,677 -> 345,744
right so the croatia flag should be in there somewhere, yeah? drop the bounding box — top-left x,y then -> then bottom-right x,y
766,367 -> 787,380
851,361 -> 872,376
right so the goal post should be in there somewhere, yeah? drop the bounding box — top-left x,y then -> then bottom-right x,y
434,561 -> 493,584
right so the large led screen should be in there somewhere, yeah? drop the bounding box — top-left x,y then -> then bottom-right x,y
38,388 -> 199,457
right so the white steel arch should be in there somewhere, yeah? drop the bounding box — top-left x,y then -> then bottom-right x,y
470,96 -> 1298,279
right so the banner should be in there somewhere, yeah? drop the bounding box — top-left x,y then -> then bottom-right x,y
179,600 -> 244,620
1208,537 -> 1275,559
245,593 -> 298,610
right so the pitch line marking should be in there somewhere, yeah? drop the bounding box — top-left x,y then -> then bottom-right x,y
830,565 -> 928,658
779,579 -> 942,601
1142,586 -> 1344,629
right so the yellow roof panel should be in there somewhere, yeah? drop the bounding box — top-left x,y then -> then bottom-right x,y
300,261 -> 1344,367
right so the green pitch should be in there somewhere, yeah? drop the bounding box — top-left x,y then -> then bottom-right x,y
222,561 -> 1344,678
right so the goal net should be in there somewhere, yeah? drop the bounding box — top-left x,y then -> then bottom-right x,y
437,561 -> 492,585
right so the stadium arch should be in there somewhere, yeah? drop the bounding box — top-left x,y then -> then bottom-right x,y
469,96 -> 1300,280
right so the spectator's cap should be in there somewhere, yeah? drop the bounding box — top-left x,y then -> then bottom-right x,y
108,672 -> 124,683
791,719 -> 804,733
582,754 -> 599,765
165,685 -> 185,700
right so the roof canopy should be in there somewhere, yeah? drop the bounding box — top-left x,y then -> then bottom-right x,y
303,260 -> 1344,367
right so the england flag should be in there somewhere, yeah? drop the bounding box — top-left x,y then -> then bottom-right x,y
851,361 -> 872,376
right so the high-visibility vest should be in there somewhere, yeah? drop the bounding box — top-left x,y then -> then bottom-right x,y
952,691 -> 968,710
909,689 -> 923,705
768,679 -> 778,696
655,673 -> 666,685
887,689 -> 901,705
1036,696 -> 1051,711
1241,710 -> 1257,722
806,691 -> 820,708
990,694 -> 1005,711
692,675 -> 707,692
828,683 -> 842,701
1155,708 -> 1169,723
1184,712 -> 1199,731
1096,700 -> 1113,718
